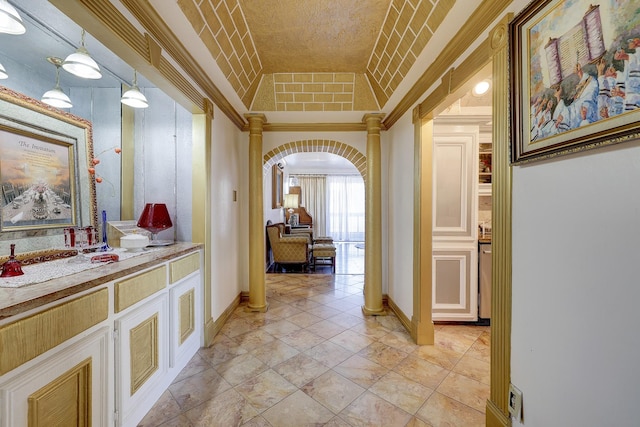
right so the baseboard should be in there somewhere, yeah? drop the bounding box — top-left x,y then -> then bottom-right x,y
385,295 -> 412,335
486,398 -> 511,427
204,293 -> 242,346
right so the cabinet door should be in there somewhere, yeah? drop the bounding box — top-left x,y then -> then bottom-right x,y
432,247 -> 478,321
170,272 -> 201,371
0,327 -> 110,427
115,294 -> 168,427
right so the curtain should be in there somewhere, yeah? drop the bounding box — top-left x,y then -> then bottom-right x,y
326,175 -> 365,242
297,175 -> 326,237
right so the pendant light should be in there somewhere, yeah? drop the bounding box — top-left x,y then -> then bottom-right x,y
62,29 -> 102,79
0,62 -> 7,79
0,0 -> 25,35
41,57 -> 72,109
121,70 -> 149,108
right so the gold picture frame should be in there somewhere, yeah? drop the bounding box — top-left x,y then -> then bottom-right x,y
510,0 -> 640,163
0,86 -> 97,237
271,165 -> 283,209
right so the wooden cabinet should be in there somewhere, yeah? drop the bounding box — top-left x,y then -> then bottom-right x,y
0,245 -> 202,427
478,131 -> 492,195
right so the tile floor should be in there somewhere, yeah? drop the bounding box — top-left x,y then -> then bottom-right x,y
138,270 -> 490,427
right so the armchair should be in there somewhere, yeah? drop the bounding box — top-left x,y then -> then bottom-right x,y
266,223 -> 310,271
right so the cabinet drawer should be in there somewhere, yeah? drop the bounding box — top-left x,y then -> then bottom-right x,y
114,266 -> 167,313
169,252 -> 200,284
0,289 -> 108,375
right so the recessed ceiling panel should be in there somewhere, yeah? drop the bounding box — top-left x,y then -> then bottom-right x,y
240,0 -> 390,73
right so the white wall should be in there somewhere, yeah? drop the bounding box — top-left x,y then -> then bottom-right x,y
511,143 -> 640,426
210,105 -> 246,316
385,110 -> 416,317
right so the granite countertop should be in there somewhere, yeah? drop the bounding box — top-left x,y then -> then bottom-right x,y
0,242 -> 202,320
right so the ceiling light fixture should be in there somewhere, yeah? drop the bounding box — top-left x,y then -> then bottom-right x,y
0,62 -> 8,79
0,0 -> 25,35
41,57 -> 72,109
62,29 -> 102,79
472,80 -> 491,97
121,70 -> 149,108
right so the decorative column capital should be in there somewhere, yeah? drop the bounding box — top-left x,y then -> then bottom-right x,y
203,98 -> 214,120
362,113 -> 386,133
244,113 -> 268,134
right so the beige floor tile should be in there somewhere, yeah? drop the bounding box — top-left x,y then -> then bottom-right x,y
368,371 -> 434,415
393,356 -> 449,390
137,390 -> 182,427
415,392 -> 485,427
333,355 -> 388,388
452,354 -> 491,385
250,339 -> 300,367
273,353 -> 329,388
168,368 -> 232,411
141,272 -> 491,426
357,341 -> 409,369
301,370 -> 365,413
304,340 -> 354,367
329,329 -> 375,353
183,388 -> 259,426
233,329 -> 276,352
278,328 -> 326,351
234,369 -> 298,412
261,390 -> 335,426
304,319 -> 347,339
436,371 -> 490,412
340,391 -> 412,427
286,311 -> 323,328
215,353 -> 269,386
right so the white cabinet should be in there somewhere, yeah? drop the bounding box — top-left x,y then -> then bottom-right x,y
0,246 -> 202,427
432,127 -> 478,321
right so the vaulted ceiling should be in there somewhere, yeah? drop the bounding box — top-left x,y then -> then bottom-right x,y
169,0 -> 462,116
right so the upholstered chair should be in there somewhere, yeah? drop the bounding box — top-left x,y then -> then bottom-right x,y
266,223 -> 310,271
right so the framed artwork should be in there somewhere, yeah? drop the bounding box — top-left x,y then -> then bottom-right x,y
271,164 -> 283,209
0,86 -> 96,241
510,0 -> 640,163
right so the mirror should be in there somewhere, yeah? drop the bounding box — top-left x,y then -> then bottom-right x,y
0,86 -> 96,254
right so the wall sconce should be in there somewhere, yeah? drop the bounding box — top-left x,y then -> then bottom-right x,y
121,70 -> 149,108
137,203 -> 173,245
62,29 -> 102,79
283,193 -> 299,223
0,0 -> 25,35
41,57 -> 72,109
0,62 -> 7,79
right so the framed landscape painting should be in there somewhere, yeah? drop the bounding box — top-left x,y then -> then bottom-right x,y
510,0 -> 640,163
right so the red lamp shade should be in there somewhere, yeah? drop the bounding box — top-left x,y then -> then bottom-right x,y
137,203 -> 173,241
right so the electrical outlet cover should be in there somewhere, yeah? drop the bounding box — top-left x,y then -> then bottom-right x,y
508,383 -> 523,421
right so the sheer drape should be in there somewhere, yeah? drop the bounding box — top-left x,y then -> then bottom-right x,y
326,175 -> 365,241
297,175 -> 326,237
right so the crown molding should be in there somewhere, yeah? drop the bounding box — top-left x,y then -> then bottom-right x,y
243,122 -> 388,132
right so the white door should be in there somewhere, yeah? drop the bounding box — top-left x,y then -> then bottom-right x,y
432,127 -> 478,321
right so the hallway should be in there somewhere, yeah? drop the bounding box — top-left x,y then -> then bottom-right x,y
138,271 -> 490,426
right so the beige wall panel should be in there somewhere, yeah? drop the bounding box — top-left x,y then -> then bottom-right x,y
28,358 -> 91,427
130,314 -> 159,395
179,289 -> 195,344
115,266 -> 167,312
169,252 -> 201,284
0,289 -> 108,375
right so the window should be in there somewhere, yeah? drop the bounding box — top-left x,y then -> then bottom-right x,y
326,175 -> 364,241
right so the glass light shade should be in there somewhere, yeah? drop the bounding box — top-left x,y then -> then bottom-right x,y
62,47 -> 102,79
0,0 -> 26,35
41,86 -> 72,108
137,203 -> 173,243
121,86 -> 148,108
0,62 -> 7,79
472,80 -> 491,96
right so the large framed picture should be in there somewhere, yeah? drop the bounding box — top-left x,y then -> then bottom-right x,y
510,0 -> 640,163
0,86 -> 96,244
272,164 -> 283,209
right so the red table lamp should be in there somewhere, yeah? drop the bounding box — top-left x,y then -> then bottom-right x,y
137,203 -> 173,245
